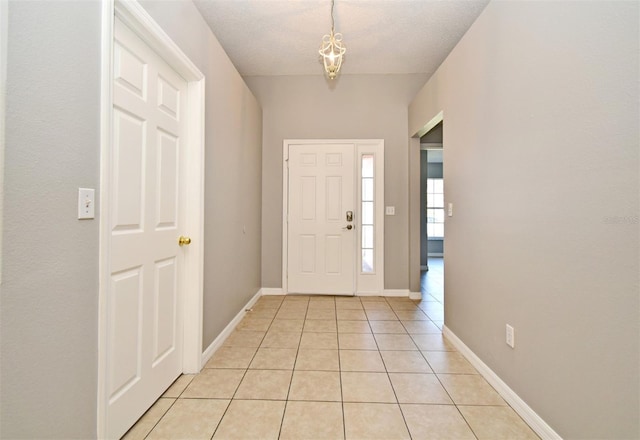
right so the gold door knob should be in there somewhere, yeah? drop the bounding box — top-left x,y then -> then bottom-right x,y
178,236 -> 192,246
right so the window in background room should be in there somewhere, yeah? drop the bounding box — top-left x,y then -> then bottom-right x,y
426,178 -> 444,238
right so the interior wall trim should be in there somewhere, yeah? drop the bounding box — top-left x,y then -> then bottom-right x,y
260,288 -> 285,296
380,289 -> 410,297
201,289 -> 263,366
443,326 -> 563,440
0,0 -> 7,285
259,287 -> 421,299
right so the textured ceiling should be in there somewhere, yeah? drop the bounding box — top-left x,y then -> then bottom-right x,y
193,0 -> 490,77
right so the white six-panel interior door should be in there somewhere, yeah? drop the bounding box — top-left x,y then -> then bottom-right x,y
106,16 -> 189,439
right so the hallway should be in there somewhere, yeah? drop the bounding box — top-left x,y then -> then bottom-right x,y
421,257 -> 444,305
124,294 -> 538,439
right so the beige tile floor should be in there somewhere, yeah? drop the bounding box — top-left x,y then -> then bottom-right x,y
123,295 -> 539,440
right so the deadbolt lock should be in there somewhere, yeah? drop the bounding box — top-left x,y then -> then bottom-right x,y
346,211 -> 353,222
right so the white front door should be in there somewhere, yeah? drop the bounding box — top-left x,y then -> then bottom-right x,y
287,143 -> 356,294
106,17 -> 188,438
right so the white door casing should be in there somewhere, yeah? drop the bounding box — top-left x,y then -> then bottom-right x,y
283,140 -> 385,296
98,1 -> 205,438
287,143 -> 356,294
0,0 -> 6,284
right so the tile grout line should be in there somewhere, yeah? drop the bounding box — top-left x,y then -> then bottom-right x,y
276,297 -> 311,439
138,394 -> 179,440
421,311 -> 482,440
380,297 -> 414,439
455,405 -> 481,440
337,298 -> 347,440
137,359 -> 203,439
210,296 -> 284,440
299,298 -> 344,434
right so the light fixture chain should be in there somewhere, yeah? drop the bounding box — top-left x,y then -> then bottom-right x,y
320,0 -> 345,80
331,0 -> 335,32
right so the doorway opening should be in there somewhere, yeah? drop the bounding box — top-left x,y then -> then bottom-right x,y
419,122 -> 444,318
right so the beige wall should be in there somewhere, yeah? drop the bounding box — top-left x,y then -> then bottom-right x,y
245,74 -> 427,290
409,1 -> 639,438
140,1 -> 263,350
1,2 -> 101,437
0,1 -> 262,437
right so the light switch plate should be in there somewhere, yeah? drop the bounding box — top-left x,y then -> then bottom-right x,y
506,324 -> 515,348
78,188 -> 95,219
385,206 -> 395,216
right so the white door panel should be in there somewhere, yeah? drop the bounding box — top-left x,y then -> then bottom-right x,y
107,17 -> 187,439
287,144 -> 355,294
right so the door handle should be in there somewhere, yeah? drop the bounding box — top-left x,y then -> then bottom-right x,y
342,225 -> 353,230
178,236 -> 192,246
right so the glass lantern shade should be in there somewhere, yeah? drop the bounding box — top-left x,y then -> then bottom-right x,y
319,30 -> 346,79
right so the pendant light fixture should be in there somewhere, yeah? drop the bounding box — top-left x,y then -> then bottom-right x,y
319,0 -> 346,79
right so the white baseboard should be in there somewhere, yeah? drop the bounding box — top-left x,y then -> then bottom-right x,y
409,291 -> 422,300
260,287 -> 284,296
382,289 -> 410,297
201,289 -> 263,366
443,326 -> 562,440
262,288 -> 414,298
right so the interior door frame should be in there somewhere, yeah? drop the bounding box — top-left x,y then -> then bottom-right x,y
409,111 -> 443,294
97,0 -> 205,437
282,139 -> 385,296
0,0 -> 7,284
